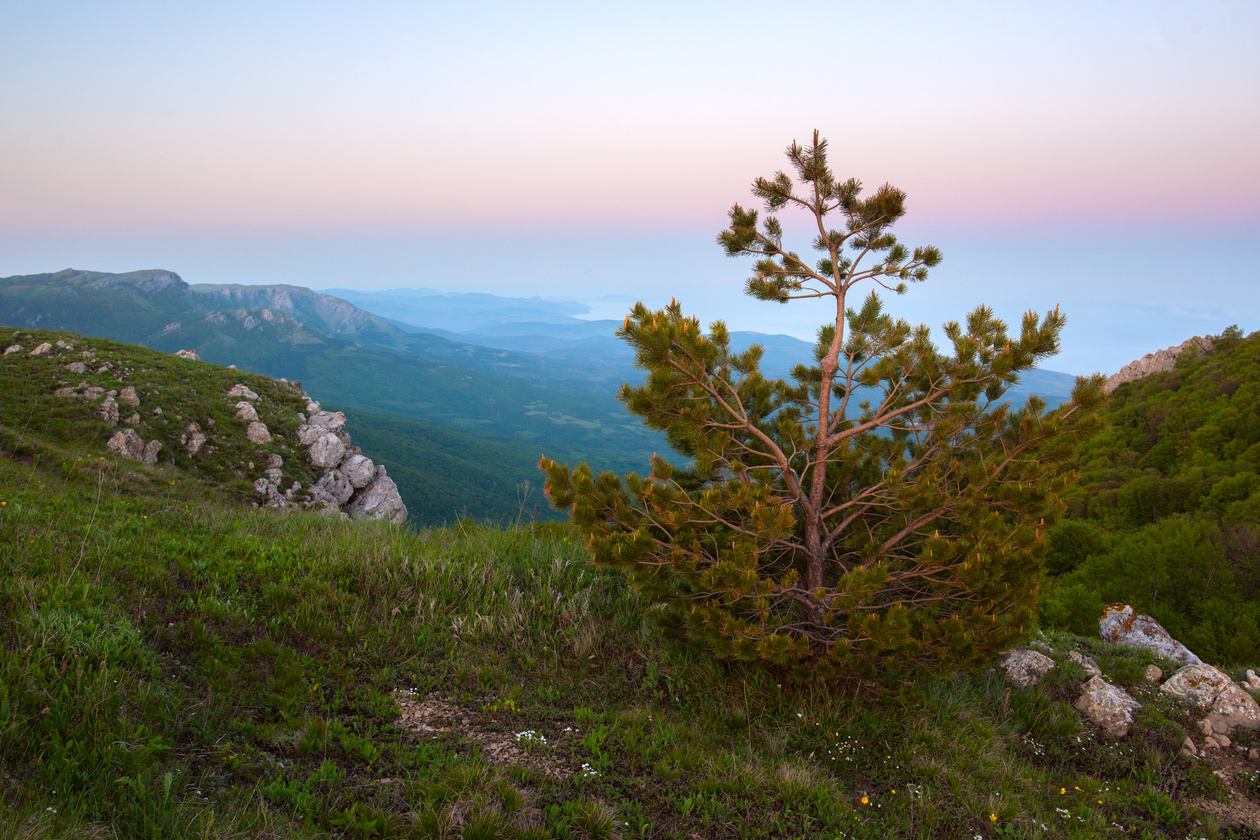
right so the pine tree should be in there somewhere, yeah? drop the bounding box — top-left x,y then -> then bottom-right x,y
541,132 -> 1105,688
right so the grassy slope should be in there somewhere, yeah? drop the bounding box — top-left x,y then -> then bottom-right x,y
2,331 -> 1258,839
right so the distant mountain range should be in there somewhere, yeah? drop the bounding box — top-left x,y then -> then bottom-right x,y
0,268 -> 1082,522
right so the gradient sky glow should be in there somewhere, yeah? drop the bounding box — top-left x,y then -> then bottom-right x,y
2,1 -> 1258,374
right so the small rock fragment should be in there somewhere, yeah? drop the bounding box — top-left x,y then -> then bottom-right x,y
3,344 -> 21,355
1181,736 -> 1198,758
227,384 -> 259,401
1069,651 -> 1102,679
1145,665 -> 1163,683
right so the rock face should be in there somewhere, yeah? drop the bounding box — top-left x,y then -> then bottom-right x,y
1104,335 -> 1216,394
1099,604 -> 1204,666
999,649 -> 1056,688
1076,676 -> 1142,739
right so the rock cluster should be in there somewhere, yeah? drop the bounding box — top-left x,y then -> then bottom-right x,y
1001,605 -> 1260,753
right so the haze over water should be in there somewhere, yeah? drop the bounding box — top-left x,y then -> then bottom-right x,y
3,2 -> 1257,375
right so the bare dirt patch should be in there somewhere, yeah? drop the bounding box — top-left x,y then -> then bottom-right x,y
393,690 -> 590,781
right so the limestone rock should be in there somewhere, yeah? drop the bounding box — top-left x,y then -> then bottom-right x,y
266,453 -> 283,469
308,410 -> 346,432
252,478 -> 289,510
119,386 -> 139,406
306,400 -> 320,414
1206,684 -> 1260,733
236,401 -> 259,422
1145,665 -> 1163,683
84,386 -> 104,400
296,424 -> 323,446
227,384 -> 259,401
1160,664 -> 1233,707
186,431 -> 206,456
264,468 -> 283,484
338,453 -> 376,489
1069,651 -> 1102,679
174,349 -> 200,361
4,344 -> 22,355
100,397 -> 119,426
999,649 -> 1056,688
1099,604 -> 1204,666
308,432 -> 346,470
1105,335 -> 1216,394
245,421 -> 272,444
1075,676 -> 1142,739
107,429 -> 146,461
30,342 -> 52,357
1181,736 -> 1198,758
142,440 -> 162,465
126,413 -> 140,425
346,469 -> 408,524
1246,669 -> 1260,691
311,470 -> 355,505
65,361 -> 87,373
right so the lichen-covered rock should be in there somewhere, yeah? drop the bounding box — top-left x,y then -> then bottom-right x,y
30,342 -> 52,357
227,384 -> 259,401
346,469 -> 407,524
100,396 -> 119,426
338,453 -> 376,489
107,428 -> 146,461
999,649 -> 1056,688
1160,664 -> 1232,707
119,386 -> 139,406
1070,651 -> 1102,679
142,440 -> 162,465
1075,676 -> 1142,739
309,432 -> 346,470
236,401 -> 259,422
245,421 -> 272,444
312,470 -> 355,505
1099,604 -> 1204,666
1206,684 -> 1260,733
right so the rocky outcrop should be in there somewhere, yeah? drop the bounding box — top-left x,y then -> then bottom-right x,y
1161,664 -> 1260,735
1104,335 -> 1216,394
1099,604 -> 1204,666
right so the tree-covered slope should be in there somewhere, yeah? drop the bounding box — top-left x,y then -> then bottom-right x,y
1043,327 -> 1260,662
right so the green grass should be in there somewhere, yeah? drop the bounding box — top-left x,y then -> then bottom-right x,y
1,330 -> 1256,838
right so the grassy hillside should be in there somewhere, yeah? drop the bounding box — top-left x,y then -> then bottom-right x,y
4,331 -> 1260,838
1042,327 -> 1260,663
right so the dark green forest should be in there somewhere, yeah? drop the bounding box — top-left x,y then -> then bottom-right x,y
1043,326 -> 1260,664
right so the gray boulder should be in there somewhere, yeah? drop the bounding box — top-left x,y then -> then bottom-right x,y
312,470 -> 355,505
227,384 -> 259,401
1099,604 -> 1204,666
236,401 -> 259,422
142,440 -> 162,465
308,432 -> 346,470
308,410 -> 346,432
346,468 -> 407,524
338,453 -> 376,489
245,421 -> 272,444
296,424 -> 323,446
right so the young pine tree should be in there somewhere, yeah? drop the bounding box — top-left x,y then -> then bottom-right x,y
541,132 -> 1105,688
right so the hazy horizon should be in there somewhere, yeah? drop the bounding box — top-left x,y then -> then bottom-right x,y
3,1 -> 1257,377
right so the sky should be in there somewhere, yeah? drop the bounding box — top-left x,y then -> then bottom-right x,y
2,1 -> 1258,375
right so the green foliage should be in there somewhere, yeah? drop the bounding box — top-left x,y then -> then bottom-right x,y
1044,329 -> 1260,664
543,133 -> 1105,689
